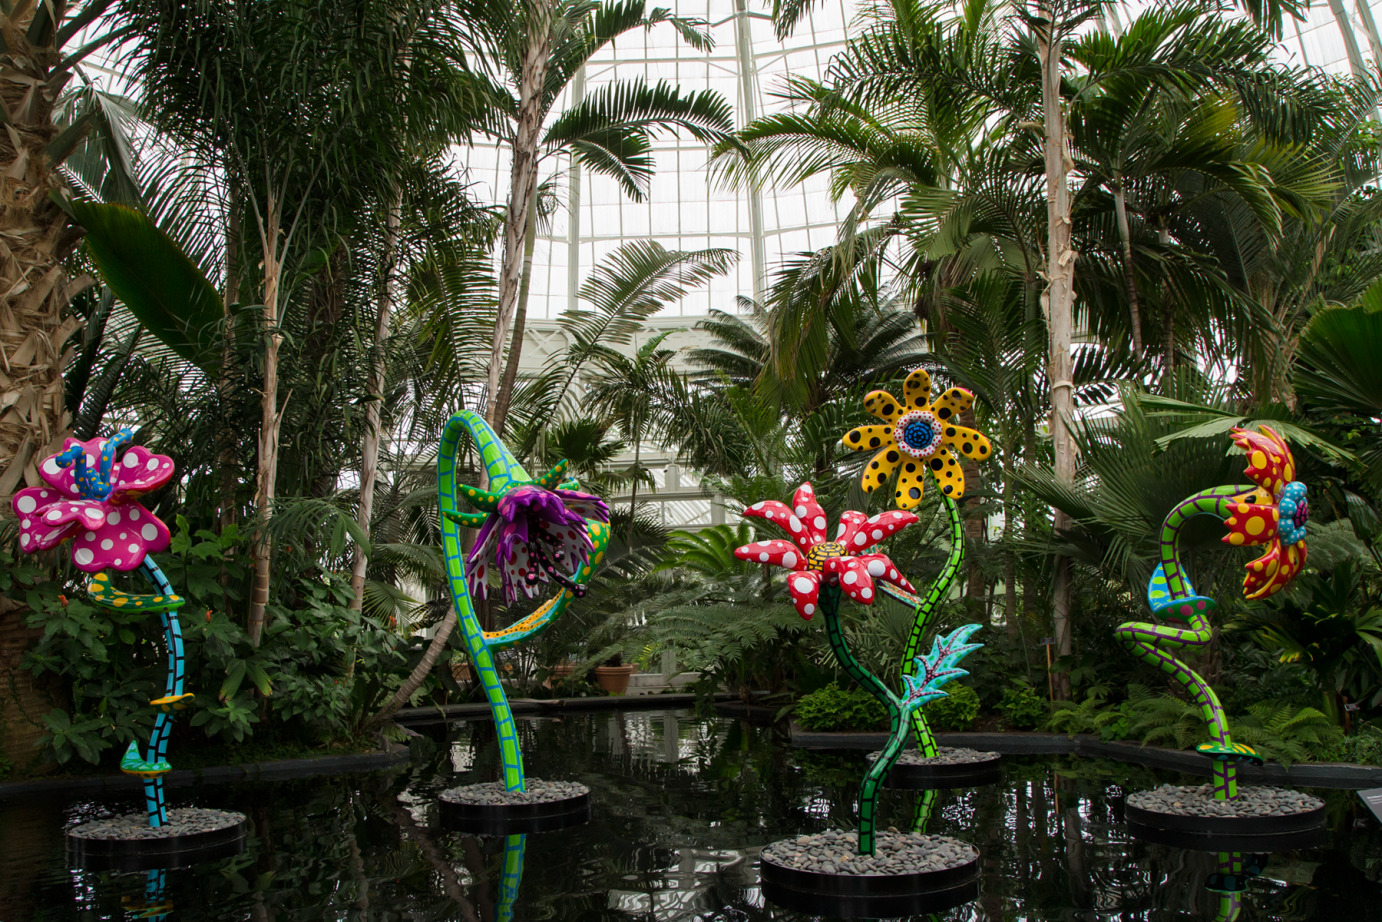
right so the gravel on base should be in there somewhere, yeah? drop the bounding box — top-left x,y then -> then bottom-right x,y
1128,784 -> 1323,818
761,829 -> 977,876
440,779 -> 589,806
67,808 -> 246,841
866,747 -> 999,766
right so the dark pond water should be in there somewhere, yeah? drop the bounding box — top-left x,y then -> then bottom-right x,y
3,709 -> 1382,921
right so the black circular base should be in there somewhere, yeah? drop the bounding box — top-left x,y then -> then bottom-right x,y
439,788 -> 590,835
758,842 -> 980,918
1126,797 -> 1326,853
870,752 -> 1003,789
66,815 -> 248,872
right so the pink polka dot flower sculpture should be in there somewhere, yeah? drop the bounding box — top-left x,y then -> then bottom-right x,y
13,430 -> 173,570
13,428 -> 192,832
732,482 -> 917,620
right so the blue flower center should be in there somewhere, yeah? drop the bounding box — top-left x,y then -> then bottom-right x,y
903,419 -> 934,449
1277,481 -> 1309,546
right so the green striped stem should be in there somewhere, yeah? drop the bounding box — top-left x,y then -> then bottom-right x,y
820,584 -> 908,857
1114,485 -> 1248,801
899,495 -> 964,757
910,788 -> 939,833
497,834 -> 526,922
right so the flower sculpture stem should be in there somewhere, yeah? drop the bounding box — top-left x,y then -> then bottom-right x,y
135,559 -> 185,827
1115,427 -> 1308,802
438,411 -> 608,793
893,495 -> 965,758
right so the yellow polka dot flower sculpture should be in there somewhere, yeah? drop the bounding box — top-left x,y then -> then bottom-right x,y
838,369 -> 996,760
1222,426 -> 1308,599
842,368 -> 993,509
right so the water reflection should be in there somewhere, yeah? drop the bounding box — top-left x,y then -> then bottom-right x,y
0,709 -> 1379,920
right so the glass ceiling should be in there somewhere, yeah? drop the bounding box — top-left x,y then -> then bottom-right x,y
457,0 -> 1382,322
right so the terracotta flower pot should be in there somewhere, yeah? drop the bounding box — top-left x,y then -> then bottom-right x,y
544,661 -> 577,689
593,664 -> 637,695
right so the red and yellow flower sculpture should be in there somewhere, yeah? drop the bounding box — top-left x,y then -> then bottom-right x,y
733,482 -> 917,619
1223,426 -> 1309,600
841,368 -> 992,509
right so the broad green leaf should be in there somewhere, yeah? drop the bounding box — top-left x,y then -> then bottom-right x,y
65,198 -> 224,372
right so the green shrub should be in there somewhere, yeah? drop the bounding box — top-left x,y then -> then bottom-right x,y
924,683 -> 981,731
1340,728 -> 1382,765
999,682 -> 1048,729
795,683 -> 888,732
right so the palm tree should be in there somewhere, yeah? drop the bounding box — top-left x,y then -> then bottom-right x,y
469,0 -> 735,437
0,1 -> 139,503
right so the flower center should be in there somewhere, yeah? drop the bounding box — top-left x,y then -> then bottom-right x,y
1277,481 -> 1309,546
807,542 -> 847,569
893,410 -> 943,459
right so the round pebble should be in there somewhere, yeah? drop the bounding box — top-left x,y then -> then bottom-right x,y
761,830 -> 977,876
1128,784 -> 1323,819
440,779 -> 588,806
866,747 -> 999,767
67,808 -> 246,841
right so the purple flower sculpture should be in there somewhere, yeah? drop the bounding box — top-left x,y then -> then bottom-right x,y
466,484 -> 610,603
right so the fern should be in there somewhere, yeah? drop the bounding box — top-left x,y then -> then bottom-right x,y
1124,686 -> 1211,750
1231,704 -> 1343,767
1048,687 -> 1122,738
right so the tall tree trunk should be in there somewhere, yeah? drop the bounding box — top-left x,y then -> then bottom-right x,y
1038,2 -> 1076,700
0,11 -> 91,505
351,186 -> 401,612
1158,224 -> 1175,377
248,191 -> 284,648
1112,180 -> 1142,356
487,0 -> 552,432
491,182 -> 540,436
219,183 -> 242,534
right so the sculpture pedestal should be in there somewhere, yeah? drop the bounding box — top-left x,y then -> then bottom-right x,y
867,747 -> 1002,789
439,779 -> 590,835
1125,784 -> 1326,851
758,830 -> 979,917
66,808 -> 248,872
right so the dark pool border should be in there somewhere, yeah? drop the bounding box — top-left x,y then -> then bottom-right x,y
790,723 -> 1382,789
0,750 -> 409,800
392,691 -> 742,724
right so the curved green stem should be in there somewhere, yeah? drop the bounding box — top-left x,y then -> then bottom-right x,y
820,584 -> 906,856
900,495 -> 964,757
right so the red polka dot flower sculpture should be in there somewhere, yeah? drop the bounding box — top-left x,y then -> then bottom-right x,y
733,482 -> 917,619
1222,426 -> 1308,599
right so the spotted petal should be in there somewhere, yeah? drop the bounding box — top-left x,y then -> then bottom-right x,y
834,510 -> 869,545
551,488 -> 611,523
902,368 -> 932,410
863,389 -> 905,425
942,425 -> 992,463
109,444 -> 176,501
894,459 -> 926,509
69,503 -> 170,572
1231,426 -> 1296,497
38,500 -> 107,533
742,500 -> 815,550
1243,540 -> 1306,600
841,511 -> 916,555
786,568 -> 823,619
734,538 -> 808,571
792,482 -> 830,544
1223,499 -> 1280,548
861,446 -> 902,493
927,445 -> 966,499
855,553 -> 917,593
842,424 -> 895,456
929,387 -> 974,425
824,555 -> 878,604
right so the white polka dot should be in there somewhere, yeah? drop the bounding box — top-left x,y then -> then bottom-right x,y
124,453 -> 138,468
141,523 -> 158,541
803,603 -> 815,615
129,544 -> 139,553
85,531 -> 95,541
813,516 -> 826,530
43,459 -> 60,475
107,511 -> 121,525
766,511 -> 774,518
782,552 -> 798,568
119,532 -> 127,539
85,454 -> 96,467
114,558 -> 122,566
868,515 -> 879,523
101,539 -> 113,550
836,524 -> 846,538
843,571 -> 858,585
789,518 -> 801,531
85,509 -> 101,521
793,577 -> 814,594
74,548 -> 93,565
867,560 -> 886,577
38,490 -> 48,498
759,552 -> 769,562
20,534 -> 30,546
854,533 -> 867,546
890,570 -> 898,579
20,518 -> 29,528
795,505 -> 808,517
146,458 -> 159,471
44,510 -> 61,522
752,502 -> 765,510
16,495 -> 35,513
130,509 -> 140,520
861,587 -> 873,599
872,529 -> 883,540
